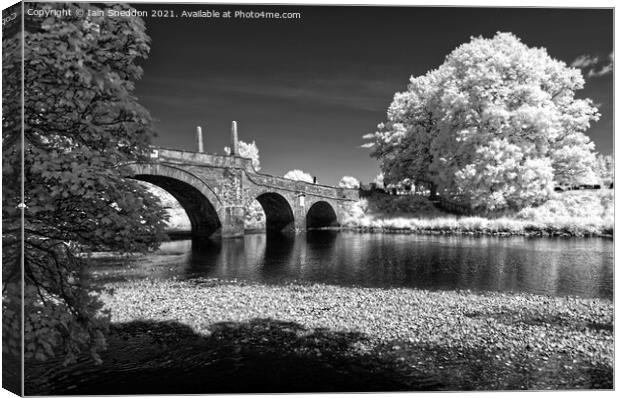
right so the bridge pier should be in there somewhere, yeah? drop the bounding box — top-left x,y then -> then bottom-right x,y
293,207 -> 307,232
220,206 -> 245,238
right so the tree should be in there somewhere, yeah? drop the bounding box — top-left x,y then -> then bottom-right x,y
2,4 -> 25,388
338,176 -> 361,189
244,200 -> 266,230
2,3 -> 167,366
594,154 -> 614,188
283,169 -> 314,183
551,131 -> 598,188
141,182 -> 191,230
373,173 -> 385,189
362,74 -> 438,188
225,140 -> 261,171
364,32 -> 600,211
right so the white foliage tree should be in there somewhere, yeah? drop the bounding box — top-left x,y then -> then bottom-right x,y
284,169 -> 313,183
595,154 -> 614,188
244,199 -> 266,230
338,176 -> 361,189
373,173 -> 385,189
364,32 -> 600,211
139,182 -> 191,231
225,140 -> 261,171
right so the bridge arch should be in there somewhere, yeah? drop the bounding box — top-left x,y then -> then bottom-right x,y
126,163 -> 225,237
255,192 -> 295,232
306,200 -> 339,229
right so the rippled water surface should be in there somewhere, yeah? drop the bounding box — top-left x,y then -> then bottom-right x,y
94,232 -> 613,299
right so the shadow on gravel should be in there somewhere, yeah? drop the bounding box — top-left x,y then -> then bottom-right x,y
25,317 -> 613,395
25,318 -> 443,395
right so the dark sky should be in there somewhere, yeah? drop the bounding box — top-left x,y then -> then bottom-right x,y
131,4 -> 613,185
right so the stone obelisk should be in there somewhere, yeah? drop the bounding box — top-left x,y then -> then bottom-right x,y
230,121 -> 239,156
196,126 -> 204,153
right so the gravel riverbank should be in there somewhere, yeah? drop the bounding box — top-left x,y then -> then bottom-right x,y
26,278 -> 613,393
89,278 -> 614,392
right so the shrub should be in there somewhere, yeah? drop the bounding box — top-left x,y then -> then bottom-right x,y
364,192 -> 444,217
339,176 -> 361,189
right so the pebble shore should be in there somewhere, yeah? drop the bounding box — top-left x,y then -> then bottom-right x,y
101,278 -> 613,390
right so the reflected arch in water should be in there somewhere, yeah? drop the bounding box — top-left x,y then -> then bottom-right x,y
304,230 -> 338,263
128,164 -> 223,237
256,192 -> 295,232
306,200 -> 338,229
305,229 -> 339,247
259,232 -> 297,279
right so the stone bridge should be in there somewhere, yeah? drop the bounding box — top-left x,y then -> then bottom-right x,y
126,148 -> 359,238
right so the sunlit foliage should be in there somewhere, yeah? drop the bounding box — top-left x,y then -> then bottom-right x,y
284,169 -> 314,183
338,176 -> 361,189
364,32 -> 600,211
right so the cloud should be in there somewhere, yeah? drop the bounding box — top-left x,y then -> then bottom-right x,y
588,63 -> 613,78
573,51 -> 613,78
571,54 -> 599,68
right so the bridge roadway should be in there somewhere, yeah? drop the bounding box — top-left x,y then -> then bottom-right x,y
126,148 -> 359,238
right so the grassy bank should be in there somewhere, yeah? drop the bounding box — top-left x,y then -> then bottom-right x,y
342,190 -> 613,237
28,278 -> 613,393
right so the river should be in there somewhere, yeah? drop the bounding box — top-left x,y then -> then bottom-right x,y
25,232 -> 614,394
91,231 -> 613,299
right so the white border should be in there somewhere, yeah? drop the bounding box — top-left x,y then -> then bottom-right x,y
0,1 -> 616,398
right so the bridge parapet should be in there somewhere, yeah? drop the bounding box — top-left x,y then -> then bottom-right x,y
246,172 -> 357,201
152,148 -> 254,170
151,147 -> 359,202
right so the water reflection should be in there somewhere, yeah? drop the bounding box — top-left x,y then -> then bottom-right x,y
98,232 -> 613,299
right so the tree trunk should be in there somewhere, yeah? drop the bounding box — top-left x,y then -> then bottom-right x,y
430,182 -> 437,199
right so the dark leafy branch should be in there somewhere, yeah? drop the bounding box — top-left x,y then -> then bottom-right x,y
3,2 -> 167,365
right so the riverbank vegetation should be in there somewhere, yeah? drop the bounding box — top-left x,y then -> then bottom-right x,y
342,189 -> 613,237
26,278 -> 613,393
